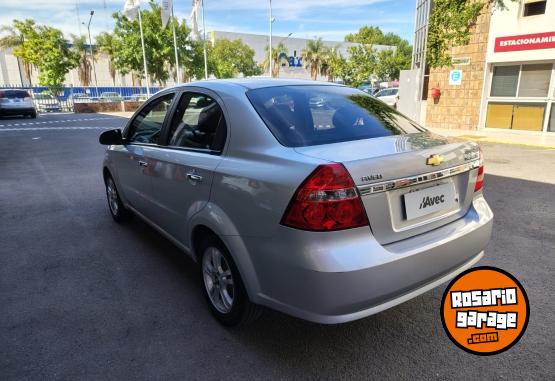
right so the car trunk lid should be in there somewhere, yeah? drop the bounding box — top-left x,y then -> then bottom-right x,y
294,132 -> 482,245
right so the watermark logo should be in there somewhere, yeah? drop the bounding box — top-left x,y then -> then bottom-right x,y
441,266 -> 529,355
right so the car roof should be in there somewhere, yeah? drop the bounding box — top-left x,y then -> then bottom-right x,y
167,78 -> 346,92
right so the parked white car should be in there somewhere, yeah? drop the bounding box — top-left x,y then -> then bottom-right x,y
33,94 -> 62,113
374,88 -> 399,108
0,89 -> 36,118
99,92 -> 124,102
68,93 -> 92,104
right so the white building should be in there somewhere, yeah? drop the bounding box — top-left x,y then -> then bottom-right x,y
0,46 -> 140,87
1,31 -> 394,86
210,31 -> 394,80
402,0 -> 555,133
480,0 -> 555,132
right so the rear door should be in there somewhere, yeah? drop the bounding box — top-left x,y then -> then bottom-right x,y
145,90 -> 227,244
115,92 -> 176,215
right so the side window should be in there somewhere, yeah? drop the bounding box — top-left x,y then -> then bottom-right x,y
168,93 -> 227,152
128,93 -> 174,144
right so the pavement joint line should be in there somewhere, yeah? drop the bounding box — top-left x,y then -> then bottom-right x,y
0,116 -> 120,128
455,135 -> 555,149
0,126 -> 110,131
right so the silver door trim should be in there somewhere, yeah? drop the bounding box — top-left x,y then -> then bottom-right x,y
357,160 -> 481,196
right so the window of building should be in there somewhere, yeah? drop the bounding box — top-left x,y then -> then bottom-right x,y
486,103 -> 546,131
523,1 -> 546,16
549,104 -> 555,132
518,64 -> 552,97
490,66 -> 519,97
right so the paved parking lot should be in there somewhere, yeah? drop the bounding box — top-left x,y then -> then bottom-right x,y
1,113 -> 554,380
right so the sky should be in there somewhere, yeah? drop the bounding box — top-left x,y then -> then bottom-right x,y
0,0 -> 416,43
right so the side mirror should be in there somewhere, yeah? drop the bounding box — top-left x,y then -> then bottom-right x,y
99,129 -> 124,145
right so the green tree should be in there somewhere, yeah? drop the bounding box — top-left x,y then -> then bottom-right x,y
347,44 -> 377,87
10,21 -> 77,93
96,32 -> 118,85
427,0 -> 515,68
112,2 -> 196,85
261,42 -> 288,77
208,38 -> 260,79
427,0 -> 484,67
345,26 -> 384,45
374,48 -> 411,81
301,38 -> 329,81
324,48 -> 353,84
0,19 -> 37,85
70,35 -> 92,86
346,25 -> 412,81
182,41 -> 209,82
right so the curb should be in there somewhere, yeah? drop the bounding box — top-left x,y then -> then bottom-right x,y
455,135 -> 555,149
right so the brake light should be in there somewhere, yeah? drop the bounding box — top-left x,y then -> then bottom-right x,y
474,149 -> 485,192
474,165 -> 484,192
281,163 -> 369,231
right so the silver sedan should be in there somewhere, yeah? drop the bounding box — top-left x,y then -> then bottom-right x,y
99,79 -> 493,326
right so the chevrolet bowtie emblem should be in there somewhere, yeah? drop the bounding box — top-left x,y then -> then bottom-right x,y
426,154 -> 444,166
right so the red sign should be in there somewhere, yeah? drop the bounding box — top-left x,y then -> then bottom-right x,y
495,31 -> 555,52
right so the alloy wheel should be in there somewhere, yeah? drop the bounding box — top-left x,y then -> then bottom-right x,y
202,247 -> 235,314
106,178 -> 119,216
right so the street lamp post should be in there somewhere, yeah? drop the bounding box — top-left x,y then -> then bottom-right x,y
269,0 -> 273,78
85,11 -> 99,98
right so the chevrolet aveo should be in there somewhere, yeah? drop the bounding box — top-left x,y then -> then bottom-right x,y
99,79 -> 493,326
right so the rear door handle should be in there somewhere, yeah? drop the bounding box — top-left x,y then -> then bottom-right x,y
187,173 -> 203,182
138,160 -> 149,167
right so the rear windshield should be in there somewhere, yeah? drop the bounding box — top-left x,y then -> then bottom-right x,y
246,85 -> 424,147
0,90 -> 30,99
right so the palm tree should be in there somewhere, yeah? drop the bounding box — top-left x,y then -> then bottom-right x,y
0,22 -> 34,85
70,35 -> 92,87
301,38 -> 329,81
321,46 -> 345,82
96,32 -> 118,86
261,42 -> 288,77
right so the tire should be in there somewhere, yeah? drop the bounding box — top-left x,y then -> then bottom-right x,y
29,111 -> 37,119
199,236 -> 263,326
104,175 -> 130,222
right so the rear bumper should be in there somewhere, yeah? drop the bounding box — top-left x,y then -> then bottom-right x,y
237,195 -> 493,324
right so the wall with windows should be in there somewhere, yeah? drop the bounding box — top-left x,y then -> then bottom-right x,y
481,0 -> 555,132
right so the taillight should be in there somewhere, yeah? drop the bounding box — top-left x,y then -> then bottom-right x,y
281,163 -> 369,231
474,165 -> 484,192
474,149 -> 484,192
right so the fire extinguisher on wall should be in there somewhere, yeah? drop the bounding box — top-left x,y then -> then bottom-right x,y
431,86 -> 441,104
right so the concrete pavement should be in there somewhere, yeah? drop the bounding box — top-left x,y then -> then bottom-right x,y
1,113 -> 553,380
429,127 -> 555,149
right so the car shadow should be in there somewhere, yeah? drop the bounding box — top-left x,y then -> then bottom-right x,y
115,173 -> 554,379
0,115 -> 32,121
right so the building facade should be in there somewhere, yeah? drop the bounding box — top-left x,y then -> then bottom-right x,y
425,2 -> 492,131
406,0 -> 555,133
211,31 -> 393,80
0,47 -> 141,87
1,31 -> 394,87
480,0 -> 555,132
